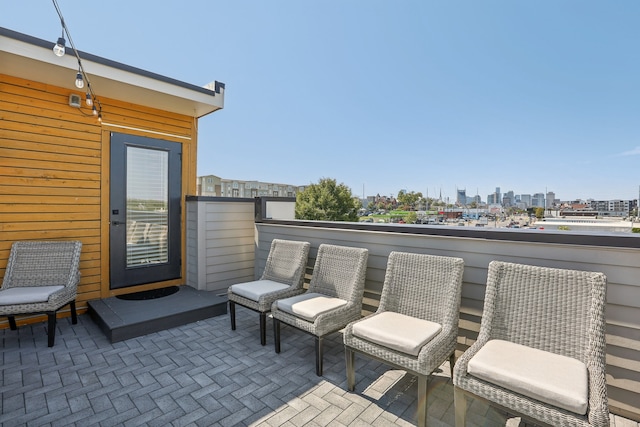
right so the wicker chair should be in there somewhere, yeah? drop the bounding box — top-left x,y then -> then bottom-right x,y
0,240 -> 82,347
344,251 -> 464,427
453,260 -> 609,427
272,244 -> 368,376
228,239 -> 310,345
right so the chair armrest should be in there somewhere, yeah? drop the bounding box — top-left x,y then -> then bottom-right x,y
313,301 -> 362,336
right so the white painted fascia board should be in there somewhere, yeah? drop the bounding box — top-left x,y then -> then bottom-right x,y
0,28 -> 224,118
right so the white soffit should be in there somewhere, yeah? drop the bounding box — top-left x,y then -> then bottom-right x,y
0,28 -> 224,118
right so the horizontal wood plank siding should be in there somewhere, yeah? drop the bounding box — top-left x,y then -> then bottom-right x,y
0,74 -> 102,316
0,73 -> 196,320
255,221 -> 640,421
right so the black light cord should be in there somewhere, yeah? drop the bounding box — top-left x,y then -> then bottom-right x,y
52,0 -> 103,121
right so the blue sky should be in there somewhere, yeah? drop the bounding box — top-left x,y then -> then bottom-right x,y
3,1 -> 640,202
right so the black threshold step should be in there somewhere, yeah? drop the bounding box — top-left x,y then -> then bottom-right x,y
88,285 -> 227,343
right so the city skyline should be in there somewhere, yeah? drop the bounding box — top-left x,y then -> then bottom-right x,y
365,187 -> 637,205
200,172 -> 637,206
3,2 -> 640,201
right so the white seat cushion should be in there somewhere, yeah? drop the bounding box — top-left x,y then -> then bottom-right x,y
275,292 -> 347,322
467,339 -> 588,415
230,280 -> 290,301
0,286 -> 65,305
352,311 -> 442,356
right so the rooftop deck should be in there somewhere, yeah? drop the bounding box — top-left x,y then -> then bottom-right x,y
1,305 -> 637,427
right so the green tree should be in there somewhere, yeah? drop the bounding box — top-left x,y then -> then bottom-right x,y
404,211 -> 418,224
397,190 -> 423,210
366,201 -> 377,212
295,178 -> 360,221
535,207 -> 545,219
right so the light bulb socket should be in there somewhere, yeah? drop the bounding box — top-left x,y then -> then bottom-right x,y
53,37 -> 66,57
86,93 -> 93,106
92,105 -> 98,116
75,72 -> 84,89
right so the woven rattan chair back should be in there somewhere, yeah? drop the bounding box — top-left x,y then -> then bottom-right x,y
378,251 -> 464,324
307,244 -> 368,302
3,241 -> 82,290
481,260 -> 606,361
260,238 -> 310,286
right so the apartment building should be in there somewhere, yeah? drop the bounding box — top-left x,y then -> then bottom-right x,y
197,174 -> 303,198
589,199 -> 635,217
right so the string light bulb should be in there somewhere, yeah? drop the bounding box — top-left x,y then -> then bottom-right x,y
75,69 -> 84,89
53,36 -> 66,57
52,0 -> 103,122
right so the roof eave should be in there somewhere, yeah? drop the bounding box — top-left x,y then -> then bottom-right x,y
0,27 -> 224,118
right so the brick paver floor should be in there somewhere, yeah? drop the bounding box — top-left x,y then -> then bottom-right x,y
0,306 -> 636,426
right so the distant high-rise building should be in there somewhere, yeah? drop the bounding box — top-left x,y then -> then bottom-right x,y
457,189 -> 467,205
487,187 -> 502,205
546,191 -> 556,209
532,193 -> 545,207
502,190 -> 515,207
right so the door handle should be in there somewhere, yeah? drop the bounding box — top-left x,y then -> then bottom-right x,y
112,220 -> 122,226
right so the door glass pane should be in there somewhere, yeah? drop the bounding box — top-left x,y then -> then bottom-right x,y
126,146 -> 168,266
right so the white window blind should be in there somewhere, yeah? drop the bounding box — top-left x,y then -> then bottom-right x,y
125,147 -> 169,266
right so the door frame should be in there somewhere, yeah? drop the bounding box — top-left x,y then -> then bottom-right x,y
109,132 -> 182,290
100,125 -> 197,298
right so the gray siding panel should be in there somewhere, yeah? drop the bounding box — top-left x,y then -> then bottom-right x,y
186,199 -> 256,293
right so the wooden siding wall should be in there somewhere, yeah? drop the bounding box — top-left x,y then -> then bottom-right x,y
186,198 -> 256,293
255,222 -> 640,422
0,73 -> 196,323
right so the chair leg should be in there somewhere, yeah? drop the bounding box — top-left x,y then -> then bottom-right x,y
449,351 -> 456,378
47,312 -> 57,347
259,312 -> 267,346
70,300 -> 78,325
273,318 -> 281,353
315,336 -> 324,376
8,315 -> 17,330
229,301 -> 236,330
345,347 -> 356,391
417,375 -> 428,427
454,386 -> 467,427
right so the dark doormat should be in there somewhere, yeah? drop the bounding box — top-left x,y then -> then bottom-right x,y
116,286 -> 179,300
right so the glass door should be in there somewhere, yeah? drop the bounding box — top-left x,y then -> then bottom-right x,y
109,132 -> 182,289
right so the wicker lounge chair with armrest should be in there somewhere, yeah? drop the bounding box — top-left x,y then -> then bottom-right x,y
343,251 -> 464,427
271,243 -> 368,376
228,239 -> 310,345
453,260 -> 609,427
0,240 -> 82,347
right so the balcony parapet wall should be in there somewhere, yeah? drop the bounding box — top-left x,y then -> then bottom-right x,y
185,197 -> 640,421
255,220 -> 640,422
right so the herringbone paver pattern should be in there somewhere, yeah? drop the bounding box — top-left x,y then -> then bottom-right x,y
1,306 -> 636,426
